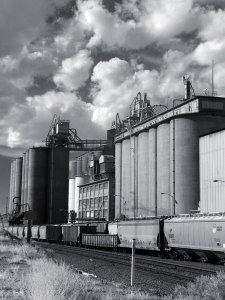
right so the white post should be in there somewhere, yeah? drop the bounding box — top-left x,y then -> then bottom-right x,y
131,239 -> 136,286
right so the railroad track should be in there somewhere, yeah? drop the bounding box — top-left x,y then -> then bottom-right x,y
35,241 -> 219,284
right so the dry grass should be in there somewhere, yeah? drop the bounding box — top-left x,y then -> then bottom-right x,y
164,272 -> 225,300
0,266 -> 26,299
2,240 -> 225,300
23,257 -> 153,300
0,242 -> 45,260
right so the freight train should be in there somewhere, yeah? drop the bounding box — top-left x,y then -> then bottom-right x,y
5,213 -> 225,264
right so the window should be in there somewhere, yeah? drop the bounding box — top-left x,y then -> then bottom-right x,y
99,183 -> 103,190
103,182 -> 108,189
90,198 -> 94,208
95,184 -> 98,191
79,200 -> 82,209
86,199 -> 90,209
103,210 -> 108,218
94,198 -> 99,209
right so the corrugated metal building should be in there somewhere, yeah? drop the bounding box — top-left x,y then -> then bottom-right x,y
199,128 -> 225,213
115,95 -> 225,219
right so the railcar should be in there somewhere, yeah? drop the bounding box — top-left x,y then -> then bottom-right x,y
82,233 -> 118,248
31,225 -> 39,240
62,224 -> 96,245
17,226 -> 25,238
109,218 -> 166,252
39,225 -> 47,241
46,225 -> 62,243
164,214 -> 225,262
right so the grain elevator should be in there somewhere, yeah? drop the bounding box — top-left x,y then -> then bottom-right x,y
114,87 -> 225,219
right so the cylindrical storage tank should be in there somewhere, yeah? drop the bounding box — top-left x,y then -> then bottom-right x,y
68,179 -> 75,212
137,131 -> 149,217
76,158 -> 83,176
172,118 -> 199,214
27,148 -> 48,224
9,160 -> 15,213
157,123 -> 170,216
148,128 -> 157,216
172,115 -> 225,215
121,139 -> 130,217
24,150 -> 29,211
14,157 -> 23,213
75,177 -> 85,216
82,154 -> 89,176
69,161 -> 77,178
134,136 -> 139,217
20,153 -> 26,213
115,142 -> 122,218
130,136 -> 135,218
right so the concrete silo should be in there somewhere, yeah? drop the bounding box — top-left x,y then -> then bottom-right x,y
157,123 -> 170,215
9,160 -> 15,214
68,179 -> 75,212
20,153 -> 26,213
24,150 -> 29,211
27,148 -> 48,224
12,157 -> 23,213
137,132 -> 149,217
47,147 -> 69,224
121,139 -> 130,217
148,127 -> 157,216
115,142 -> 122,218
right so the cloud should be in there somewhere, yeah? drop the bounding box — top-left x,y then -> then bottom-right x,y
77,0 -> 199,50
53,50 -> 94,91
89,57 -> 161,127
1,0 -> 225,159
0,0 -> 70,57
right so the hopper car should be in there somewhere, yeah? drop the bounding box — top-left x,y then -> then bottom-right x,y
6,214 -> 225,263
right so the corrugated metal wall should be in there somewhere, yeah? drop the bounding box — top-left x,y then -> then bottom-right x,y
200,129 -> 225,213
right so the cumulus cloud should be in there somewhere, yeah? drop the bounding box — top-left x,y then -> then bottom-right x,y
0,0 -> 70,57
77,0 -> 198,50
53,50 -> 94,91
89,57 -> 161,127
1,0 -> 225,159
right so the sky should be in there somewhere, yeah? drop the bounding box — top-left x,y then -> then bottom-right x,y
1,0 -> 225,211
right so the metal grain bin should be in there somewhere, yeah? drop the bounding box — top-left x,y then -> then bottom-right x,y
31,226 -> 39,240
164,215 -> 225,262
116,218 -> 161,251
39,226 -> 47,241
82,234 -> 118,248
46,225 -> 62,242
